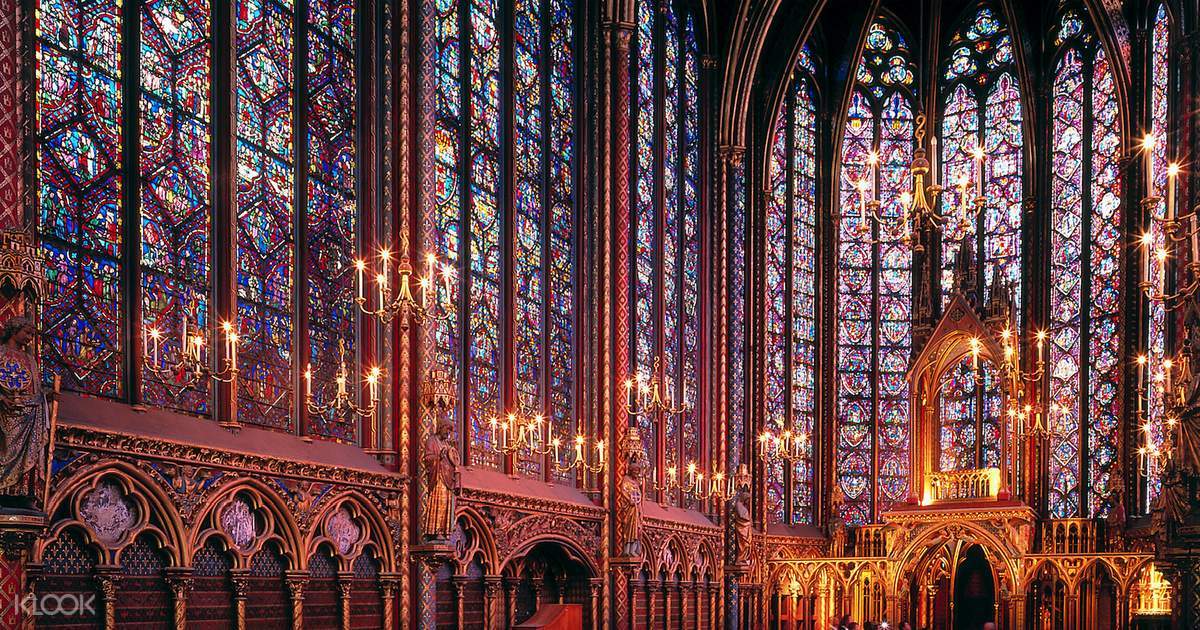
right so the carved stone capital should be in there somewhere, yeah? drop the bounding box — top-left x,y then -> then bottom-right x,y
229,570 -> 251,600
165,568 -> 194,598
285,570 -> 310,599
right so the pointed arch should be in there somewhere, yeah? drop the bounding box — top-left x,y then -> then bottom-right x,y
834,14 -> 916,526
1047,3 -> 1125,519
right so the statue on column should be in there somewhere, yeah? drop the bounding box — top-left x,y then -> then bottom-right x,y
729,464 -> 752,566
0,317 -> 55,510
828,484 -> 846,557
421,414 -> 460,541
616,427 -> 647,558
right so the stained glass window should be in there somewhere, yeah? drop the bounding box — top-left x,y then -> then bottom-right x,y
1048,8 -> 1123,518
728,154 -> 747,475
37,0 -> 363,441
1145,2 -> 1171,509
836,19 -> 915,526
937,357 -> 1002,471
765,52 -> 818,525
429,0 -> 577,478
36,0 -> 125,397
140,1 -> 212,413
939,4 -> 1023,315
630,0 -> 705,506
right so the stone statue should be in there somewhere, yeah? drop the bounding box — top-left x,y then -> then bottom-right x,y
420,415 -> 460,540
828,484 -> 846,557
0,317 -> 53,509
730,465 -> 752,565
1105,477 -> 1125,548
616,430 -> 646,558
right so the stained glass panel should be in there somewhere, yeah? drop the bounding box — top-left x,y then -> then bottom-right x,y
236,0 -> 295,429
790,74 -> 817,525
37,0 -> 125,397
139,0 -> 211,412
1146,2 -> 1170,506
306,0 -> 356,441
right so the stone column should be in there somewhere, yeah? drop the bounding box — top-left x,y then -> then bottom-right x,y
589,578 -> 603,630
506,576 -> 520,627
95,570 -> 120,630
610,559 -> 638,630
451,574 -> 468,630
483,576 -> 503,630
381,575 -> 401,630
412,545 -> 452,630
165,569 -> 193,630
230,570 -> 250,630
284,570 -> 308,630
647,580 -> 659,625
338,572 -> 354,630
1010,594 -> 1027,630
663,581 -> 673,628
724,571 -> 740,630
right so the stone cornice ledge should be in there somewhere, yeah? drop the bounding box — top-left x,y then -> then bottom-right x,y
56,425 -> 407,491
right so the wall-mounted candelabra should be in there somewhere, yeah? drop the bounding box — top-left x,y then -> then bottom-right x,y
354,230 -> 456,330
1138,134 -> 1200,306
304,339 -> 381,419
142,311 -> 240,392
993,326 -> 1056,440
756,428 -> 810,465
654,459 -> 743,502
486,407 -> 606,475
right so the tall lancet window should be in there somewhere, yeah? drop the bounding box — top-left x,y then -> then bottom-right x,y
1048,7 -> 1123,518
1144,2 -> 1172,510
939,3 -> 1023,313
35,0 -> 363,442
765,47 -> 818,525
835,19 -> 915,525
631,0 -> 704,505
430,0 -> 578,478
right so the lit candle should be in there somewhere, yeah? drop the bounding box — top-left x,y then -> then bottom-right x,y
959,176 -> 969,211
1157,248 -> 1168,292
626,379 -> 635,410
868,151 -> 878,202
336,374 -> 347,397
1036,331 -> 1045,365
970,337 -> 980,371
380,248 -> 391,291
181,312 -> 189,354
1144,134 -> 1157,196
575,435 -> 585,463
1165,359 -> 1174,396
930,135 -> 939,182
1141,233 -> 1153,287
490,416 -> 498,444
304,364 -> 313,394
368,367 -> 380,402
973,146 -> 985,198
597,439 -> 606,467
1167,163 -> 1179,222
552,437 -> 561,464
377,273 -> 387,309
355,259 -> 365,300
858,180 -> 869,222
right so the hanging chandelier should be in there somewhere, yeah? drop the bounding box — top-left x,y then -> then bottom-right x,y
850,114 -> 986,253
354,230 -> 455,330
624,356 -> 691,418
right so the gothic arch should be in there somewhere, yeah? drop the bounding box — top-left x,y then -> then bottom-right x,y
39,461 -> 185,567
500,536 -> 598,579
891,521 -> 1018,596
304,491 -> 396,573
452,508 -> 499,576
188,478 -> 303,571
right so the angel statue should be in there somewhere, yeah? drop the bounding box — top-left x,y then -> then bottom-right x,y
0,317 -> 55,510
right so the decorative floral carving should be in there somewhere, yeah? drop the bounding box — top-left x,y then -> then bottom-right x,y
79,481 -> 136,546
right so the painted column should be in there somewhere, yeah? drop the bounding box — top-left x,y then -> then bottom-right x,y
724,573 -> 739,630
589,577 -> 603,630
451,575 -> 467,630
339,573 -> 355,630
381,575 -> 401,630
95,570 -> 119,630
285,571 -> 308,630
165,569 -> 193,630
230,571 -> 249,630
484,576 -> 503,630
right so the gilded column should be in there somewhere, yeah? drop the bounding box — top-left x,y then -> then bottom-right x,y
664,581 -> 673,628
165,569 -> 193,630
647,580 -> 659,625
1010,594 -> 1027,630
230,570 -> 250,630
338,573 -> 354,630
285,570 -> 308,630
95,571 -> 119,630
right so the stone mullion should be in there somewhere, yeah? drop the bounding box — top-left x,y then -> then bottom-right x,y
484,575 -> 503,630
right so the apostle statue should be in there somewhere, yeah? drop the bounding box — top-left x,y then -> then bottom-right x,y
828,484 -> 846,557
0,317 -> 54,509
730,464 -> 753,566
616,429 -> 647,558
421,415 -> 461,540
